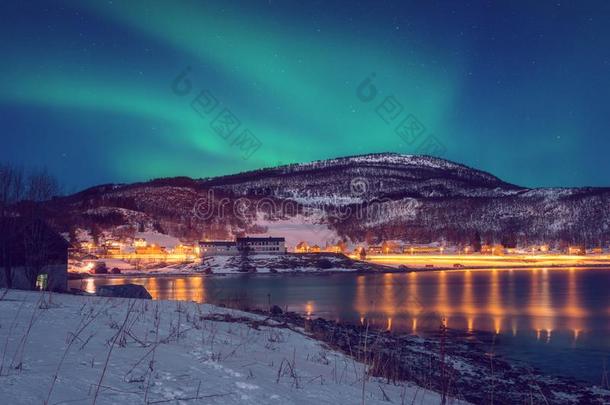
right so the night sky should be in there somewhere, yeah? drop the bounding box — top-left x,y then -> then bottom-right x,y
1,1 -> 609,192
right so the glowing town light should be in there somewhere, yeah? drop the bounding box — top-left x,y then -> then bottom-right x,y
573,329 -> 581,342
494,318 -> 501,334
305,302 -> 314,319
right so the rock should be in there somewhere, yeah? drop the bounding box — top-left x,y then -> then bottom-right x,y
238,264 -> 256,273
92,262 -> 108,274
97,284 -> 152,299
317,259 -> 333,269
270,305 -> 283,315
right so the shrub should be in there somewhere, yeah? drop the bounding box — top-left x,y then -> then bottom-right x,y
92,262 -> 108,274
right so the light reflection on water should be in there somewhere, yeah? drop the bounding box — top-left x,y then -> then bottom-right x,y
72,267 -> 610,383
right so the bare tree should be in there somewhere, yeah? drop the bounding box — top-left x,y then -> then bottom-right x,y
21,169 -> 61,289
0,164 -> 63,290
25,169 -> 60,203
0,164 -> 24,288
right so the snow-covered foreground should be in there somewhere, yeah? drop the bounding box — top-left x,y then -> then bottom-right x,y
0,290 -> 461,405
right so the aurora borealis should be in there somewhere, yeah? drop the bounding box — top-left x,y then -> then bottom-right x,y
1,1 -> 609,191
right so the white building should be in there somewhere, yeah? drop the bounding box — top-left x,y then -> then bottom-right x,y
199,237 -> 286,256
236,237 -> 286,255
199,241 -> 239,256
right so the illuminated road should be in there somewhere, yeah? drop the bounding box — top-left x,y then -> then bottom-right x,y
359,254 -> 610,269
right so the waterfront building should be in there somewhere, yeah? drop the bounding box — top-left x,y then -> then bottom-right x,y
199,237 -> 286,256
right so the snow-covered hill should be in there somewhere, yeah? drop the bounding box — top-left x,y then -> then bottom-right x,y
201,153 -> 521,201
46,153 -> 610,248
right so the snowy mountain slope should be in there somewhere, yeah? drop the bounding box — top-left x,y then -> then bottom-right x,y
44,153 -> 610,247
200,153 -> 522,201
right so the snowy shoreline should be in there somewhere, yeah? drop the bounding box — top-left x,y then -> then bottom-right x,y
259,311 -> 610,404
69,253 -> 397,278
70,261 -> 610,280
70,251 -> 610,280
0,289 -> 459,405
2,290 -> 608,404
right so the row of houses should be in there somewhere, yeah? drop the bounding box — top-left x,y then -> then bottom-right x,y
294,242 -> 344,254
288,241 -> 595,256
293,241 -> 449,256
80,235 -> 289,259
81,239 -> 200,259
366,245 -> 445,255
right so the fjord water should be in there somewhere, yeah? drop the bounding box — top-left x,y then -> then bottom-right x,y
73,268 -> 610,384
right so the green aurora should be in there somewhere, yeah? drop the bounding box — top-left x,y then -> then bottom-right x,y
1,1 -> 609,190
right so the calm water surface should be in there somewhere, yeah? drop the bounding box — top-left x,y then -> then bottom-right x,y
71,268 -> 610,384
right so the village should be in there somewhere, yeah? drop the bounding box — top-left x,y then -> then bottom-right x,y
65,231 -> 610,275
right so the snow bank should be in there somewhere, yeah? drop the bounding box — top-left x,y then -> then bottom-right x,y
0,290 -> 455,404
